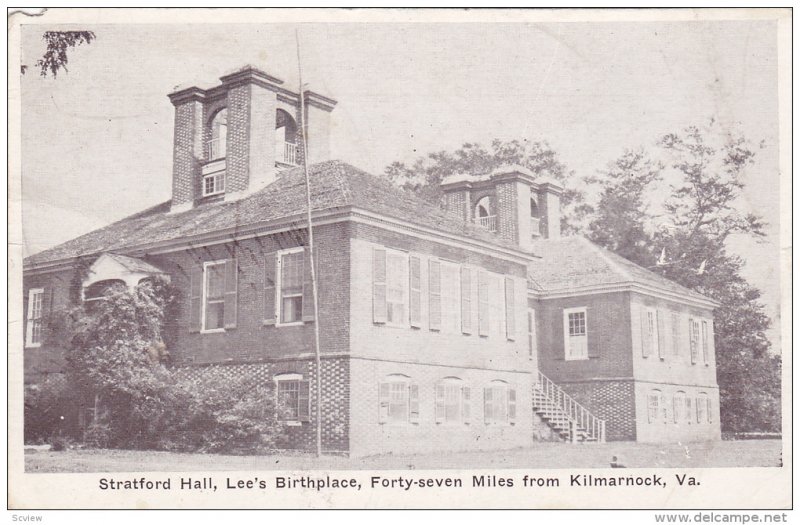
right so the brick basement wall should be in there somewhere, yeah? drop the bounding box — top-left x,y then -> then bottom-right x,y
175,357 -> 350,454
558,380 -> 636,441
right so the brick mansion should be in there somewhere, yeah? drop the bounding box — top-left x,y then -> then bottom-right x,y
22,66 -> 721,455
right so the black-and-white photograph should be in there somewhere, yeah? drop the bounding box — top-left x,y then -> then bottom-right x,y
9,7 -> 791,510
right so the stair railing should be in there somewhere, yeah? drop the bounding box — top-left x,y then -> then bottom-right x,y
535,371 -> 606,443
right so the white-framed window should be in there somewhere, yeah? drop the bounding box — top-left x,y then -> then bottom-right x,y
439,261 -> 461,334
647,389 -> 661,424
202,171 -> 225,197
673,391 -> 686,424
435,378 -> 470,425
202,260 -> 226,332
25,288 -> 44,348
483,381 -> 516,426
379,375 -> 419,424
275,373 -> 310,424
696,393 -> 709,424
689,318 -> 700,364
701,320 -> 710,365
563,307 -> 588,360
385,250 -> 409,327
276,247 -> 304,326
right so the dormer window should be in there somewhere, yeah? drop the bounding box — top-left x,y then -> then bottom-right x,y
474,197 -> 496,232
207,109 -> 227,161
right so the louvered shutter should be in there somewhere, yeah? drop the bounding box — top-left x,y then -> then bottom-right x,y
460,266 -> 472,334
504,276 -> 515,341
189,265 -> 203,333
409,384 -> 420,424
586,307 -> 600,358
657,310 -> 666,359
434,384 -> 445,423
263,252 -> 277,325
409,256 -> 422,328
298,380 -> 311,422
223,258 -> 238,329
640,307 -> 651,357
478,271 -> 489,336
462,387 -> 471,423
378,383 -> 390,423
428,260 -> 441,331
301,248 -> 316,322
508,388 -> 517,424
43,288 -> 54,317
483,387 -> 493,424
689,318 -> 698,364
372,248 -> 387,323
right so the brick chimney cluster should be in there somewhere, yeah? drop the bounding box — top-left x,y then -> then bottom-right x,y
440,165 -> 562,251
168,66 -> 337,213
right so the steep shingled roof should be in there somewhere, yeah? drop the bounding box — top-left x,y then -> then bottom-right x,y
528,236 -> 715,305
24,160 -> 521,267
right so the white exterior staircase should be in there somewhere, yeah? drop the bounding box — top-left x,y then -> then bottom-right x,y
533,371 -> 606,443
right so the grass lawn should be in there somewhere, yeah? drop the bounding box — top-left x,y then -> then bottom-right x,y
25,439 -> 782,473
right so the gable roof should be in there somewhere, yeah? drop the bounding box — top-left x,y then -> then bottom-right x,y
528,236 -> 717,308
24,160 -> 523,269
101,253 -> 166,275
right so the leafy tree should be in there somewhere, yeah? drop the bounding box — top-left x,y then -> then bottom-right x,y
586,121 -> 779,434
385,139 -> 590,234
22,30 -> 95,77
585,148 -> 663,264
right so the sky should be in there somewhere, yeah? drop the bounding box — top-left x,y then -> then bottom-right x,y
18,19 -> 782,347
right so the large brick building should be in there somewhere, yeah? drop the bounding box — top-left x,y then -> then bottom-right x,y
22,66 -> 721,455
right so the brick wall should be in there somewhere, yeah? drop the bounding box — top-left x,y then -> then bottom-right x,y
175,357 -> 350,454
633,380 -> 721,442
494,181 -> 518,246
22,268 -> 79,382
348,226 -> 532,372
146,222 -> 351,365
559,380 -> 637,441
171,99 -> 204,209
533,291 -> 634,383
349,358 -> 532,457
629,292 -> 718,388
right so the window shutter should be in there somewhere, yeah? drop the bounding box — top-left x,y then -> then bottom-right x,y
409,384 -> 420,424
379,383 -> 390,423
23,290 -> 30,344
462,386 -> 471,423
586,308 -> 599,358
504,277 -> 515,341
478,271 -> 489,336
372,248 -> 387,323
460,266 -> 472,334
43,288 -> 54,317
298,380 -> 311,422
689,318 -> 697,364
483,387 -> 493,424
647,395 -> 655,423
562,309 -> 571,359
707,399 -> 712,423
189,265 -> 203,333
409,256 -> 422,327
263,252 -> 277,325
657,310 -> 666,359
223,258 -> 238,329
301,248 -> 316,322
640,307 -> 650,357
434,384 -> 445,423
672,396 -> 680,424
508,388 -> 517,424
428,260 -> 441,331
701,321 -> 709,363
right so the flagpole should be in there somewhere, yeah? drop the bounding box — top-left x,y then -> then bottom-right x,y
296,30 -> 323,458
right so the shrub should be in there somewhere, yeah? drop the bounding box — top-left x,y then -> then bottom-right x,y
175,374 -> 287,454
24,377 -> 79,443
